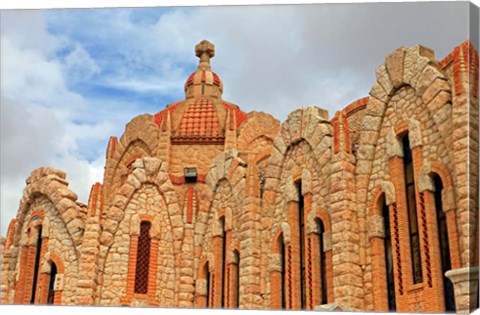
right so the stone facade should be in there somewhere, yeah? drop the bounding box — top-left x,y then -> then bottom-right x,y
1,40 -> 479,313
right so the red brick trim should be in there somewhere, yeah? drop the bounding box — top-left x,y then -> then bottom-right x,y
106,136 -> 118,159
344,97 -> 369,118
5,219 -> 16,248
124,219 -> 159,306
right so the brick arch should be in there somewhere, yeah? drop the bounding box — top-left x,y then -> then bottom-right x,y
37,251 -> 65,305
418,161 -> 462,269
271,228 -> 286,253
430,162 -> 454,188
13,168 -> 84,249
40,251 -> 65,274
368,187 -> 385,217
306,208 -> 332,233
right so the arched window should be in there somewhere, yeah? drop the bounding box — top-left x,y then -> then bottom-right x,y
204,262 -> 211,308
134,221 -> 151,294
316,219 -> 328,305
220,218 -> 227,308
270,232 -> 286,309
30,225 -> 43,304
402,135 -> 422,284
433,174 -> 455,311
46,262 -> 57,305
381,196 -> 396,311
281,235 -> 286,309
296,181 -> 306,309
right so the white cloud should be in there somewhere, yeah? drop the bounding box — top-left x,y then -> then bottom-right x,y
63,44 -> 101,83
0,11 -> 109,235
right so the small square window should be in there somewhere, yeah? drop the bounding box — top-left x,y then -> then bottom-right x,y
184,167 -> 197,183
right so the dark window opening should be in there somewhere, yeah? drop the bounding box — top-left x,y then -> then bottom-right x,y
317,219 -> 328,305
220,218 -> 226,308
205,262 -> 211,308
47,262 -> 57,305
296,181 -> 306,309
184,167 -> 198,183
134,221 -> 151,294
234,250 -> 240,308
403,135 -> 423,284
280,234 -> 286,309
434,175 -> 456,312
382,199 -> 396,311
30,226 -> 43,304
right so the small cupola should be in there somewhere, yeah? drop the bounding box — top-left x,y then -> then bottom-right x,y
184,40 -> 224,99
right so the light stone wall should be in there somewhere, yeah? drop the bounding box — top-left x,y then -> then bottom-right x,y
100,184 -> 176,306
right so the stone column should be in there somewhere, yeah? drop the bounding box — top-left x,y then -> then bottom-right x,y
445,267 -> 479,313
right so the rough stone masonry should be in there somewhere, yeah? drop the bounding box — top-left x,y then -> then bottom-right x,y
1,39 -> 479,313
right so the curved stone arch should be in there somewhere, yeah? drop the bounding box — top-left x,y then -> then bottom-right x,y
358,45 -> 451,169
237,111 -> 280,153
417,161 -> 462,269
107,138 -> 153,199
13,168 -> 83,249
129,214 -> 162,240
270,227 -> 286,253
99,157 -> 182,264
263,107 -> 333,208
117,116 -> 158,154
205,150 -> 246,203
40,251 -> 66,274
367,182 -> 396,218
306,207 -> 332,234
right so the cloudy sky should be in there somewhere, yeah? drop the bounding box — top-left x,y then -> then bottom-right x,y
0,2 -> 476,235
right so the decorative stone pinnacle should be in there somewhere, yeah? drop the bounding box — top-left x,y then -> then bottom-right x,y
195,40 -> 215,70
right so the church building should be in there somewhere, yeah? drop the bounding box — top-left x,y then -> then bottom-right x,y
1,39 -> 479,313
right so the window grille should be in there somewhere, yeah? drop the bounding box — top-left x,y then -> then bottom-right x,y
134,221 -> 152,294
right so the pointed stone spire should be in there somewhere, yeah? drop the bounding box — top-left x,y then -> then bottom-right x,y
195,40 -> 215,71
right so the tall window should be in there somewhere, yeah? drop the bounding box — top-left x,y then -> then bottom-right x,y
434,175 -> 455,312
296,181 -> 306,309
403,135 -> 423,284
382,198 -> 396,311
205,262 -> 211,308
280,234 -> 286,309
220,218 -> 227,308
30,226 -> 43,304
134,221 -> 151,294
46,262 -> 57,305
317,219 -> 328,305
233,250 -> 240,308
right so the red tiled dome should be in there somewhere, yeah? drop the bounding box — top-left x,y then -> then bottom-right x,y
171,97 -> 224,144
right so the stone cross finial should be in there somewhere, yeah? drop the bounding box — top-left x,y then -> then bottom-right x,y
195,40 -> 215,70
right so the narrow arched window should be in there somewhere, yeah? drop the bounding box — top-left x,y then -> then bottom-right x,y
134,221 -> 151,294
46,262 -> 57,305
434,175 -> 456,311
220,217 -> 227,308
280,234 -> 286,309
296,181 -> 306,309
381,197 -> 396,311
316,219 -> 328,305
233,250 -> 240,308
403,135 -> 423,284
30,225 -> 43,304
205,263 -> 211,307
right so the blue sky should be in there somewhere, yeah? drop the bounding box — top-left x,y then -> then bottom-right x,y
0,2 -> 475,235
